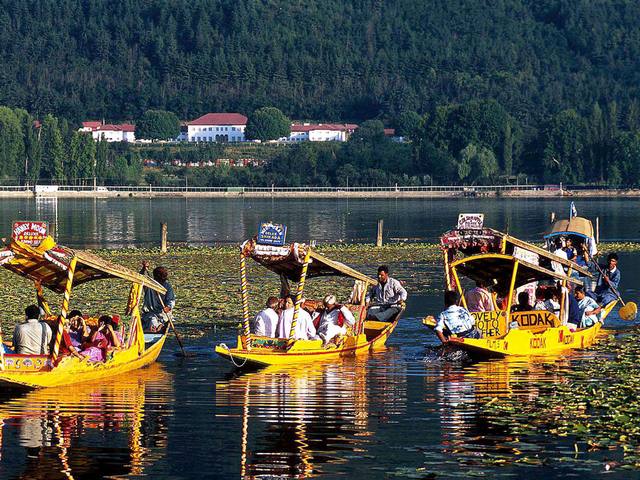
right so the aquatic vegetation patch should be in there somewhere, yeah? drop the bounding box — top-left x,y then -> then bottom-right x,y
481,334 -> 640,468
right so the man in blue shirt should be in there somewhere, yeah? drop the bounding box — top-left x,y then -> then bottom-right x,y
593,253 -> 620,306
434,290 -> 481,344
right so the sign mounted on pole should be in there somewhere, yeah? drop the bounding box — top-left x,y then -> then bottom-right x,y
257,222 -> 287,246
12,221 -> 48,246
457,213 -> 484,230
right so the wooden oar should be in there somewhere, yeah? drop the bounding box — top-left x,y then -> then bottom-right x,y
592,260 -> 637,321
156,291 -> 192,357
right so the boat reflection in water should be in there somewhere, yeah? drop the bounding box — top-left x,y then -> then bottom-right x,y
425,354 -> 588,464
216,352 -> 407,478
0,364 -> 172,479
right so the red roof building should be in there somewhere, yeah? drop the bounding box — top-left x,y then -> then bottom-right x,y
187,113 -> 248,143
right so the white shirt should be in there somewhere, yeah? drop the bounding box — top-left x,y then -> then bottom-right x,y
12,319 -> 52,355
277,308 -> 317,340
252,308 -> 279,337
435,305 -> 475,334
552,248 -> 567,275
317,306 -> 356,341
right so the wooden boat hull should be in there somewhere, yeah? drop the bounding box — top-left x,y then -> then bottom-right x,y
216,320 -> 397,367
0,334 -> 167,390
445,301 -> 617,359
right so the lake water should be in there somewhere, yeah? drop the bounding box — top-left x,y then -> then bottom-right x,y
0,197 -> 637,478
4,196 -> 640,247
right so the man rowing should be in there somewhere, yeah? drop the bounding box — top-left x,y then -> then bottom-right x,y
366,265 -> 407,321
434,290 -> 481,343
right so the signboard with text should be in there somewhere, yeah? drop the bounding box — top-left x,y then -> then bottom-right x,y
12,221 -> 48,246
457,213 -> 484,230
257,222 -> 287,246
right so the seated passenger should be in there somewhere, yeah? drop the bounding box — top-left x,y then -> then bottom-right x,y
80,315 -> 122,362
251,296 -> 279,337
277,297 -> 317,340
464,280 -> 494,312
533,287 -> 549,311
59,310 -> 87,359
317,295 -> 355,345
511,292 -> 533,312
12,305 -> 52,355
552,238 -> 568,275
434,290 -> 481,343
545,287 -> 560,314
564,238 -> 577,261
574,286 -> 602,328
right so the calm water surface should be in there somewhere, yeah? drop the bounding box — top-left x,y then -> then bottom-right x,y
2,196 -> 640,247
0,198 -> 638,478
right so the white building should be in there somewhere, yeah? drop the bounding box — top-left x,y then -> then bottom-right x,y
80,122 -> 136,142
187,113 -> 248,143
288,123 -> 358,142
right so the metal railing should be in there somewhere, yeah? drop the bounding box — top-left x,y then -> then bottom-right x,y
0,184 -> 625,194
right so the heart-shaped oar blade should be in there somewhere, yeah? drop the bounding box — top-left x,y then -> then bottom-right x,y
620,302 -> 638,321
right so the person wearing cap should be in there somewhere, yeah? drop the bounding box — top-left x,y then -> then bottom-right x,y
140,261 -> 176,333
317,295 -> 356,345
277,296 -> 317,340
365,265 -> 407,321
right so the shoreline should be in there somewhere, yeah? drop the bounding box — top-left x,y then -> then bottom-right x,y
1,188 -> 638,199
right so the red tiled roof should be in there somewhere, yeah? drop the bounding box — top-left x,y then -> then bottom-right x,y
291,123 -> 356,132
97,124 -> 135,132
82,121 -> 101,129
384,128 -> 396,136
188,113 -> 248,126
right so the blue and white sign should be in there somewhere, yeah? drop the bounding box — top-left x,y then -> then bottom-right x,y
257,222 -> 287,246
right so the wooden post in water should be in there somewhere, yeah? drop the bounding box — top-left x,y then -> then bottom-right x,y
550,211 -> 556,224
161,223 -> 168,253
376,219 -> 384,247
596,217 -> 600,244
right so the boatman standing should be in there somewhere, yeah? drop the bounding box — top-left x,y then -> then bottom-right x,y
140,261 -> 176,333
434,290 -> 481,343
366,265 -> 407,321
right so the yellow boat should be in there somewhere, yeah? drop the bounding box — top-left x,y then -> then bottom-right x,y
0,233 -> 168,389
424,215 -> 617,358
215,237 -> 402,367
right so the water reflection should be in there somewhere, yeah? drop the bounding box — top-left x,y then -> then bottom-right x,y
2,197 -> 639,247
216,352 -> 407,478
0,364 -> 172,480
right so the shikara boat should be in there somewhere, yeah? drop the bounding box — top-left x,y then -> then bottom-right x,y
423,217 -> 617,358
0,235 -> 168,389
215,238 -> 402,367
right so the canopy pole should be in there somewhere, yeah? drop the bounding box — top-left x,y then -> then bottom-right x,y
288,249 -> 312,348
505,260 -> 519,325
560,266 -> 571,324
240,254 -> 252,350
443,248 -> 452,290
0,324 -> 5,371
51,257 -> 77,364
35,280 -> 51,316
450,267 -> 468,309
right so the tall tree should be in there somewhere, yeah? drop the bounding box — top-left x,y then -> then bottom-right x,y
136,110 -> 180,140
40,114 -> 66,181
0,107 -> 23,179
245,107 -> 291,141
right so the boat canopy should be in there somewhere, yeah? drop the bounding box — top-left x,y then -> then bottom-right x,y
441,227 -> 591,277
241,239 -> 376,285
0,237 -> 166,294
451,254 -> 582,292
545,217 -> 595,240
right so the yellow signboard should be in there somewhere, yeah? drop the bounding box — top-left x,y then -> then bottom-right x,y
472,310 -> 507,337
511,310 -> 560,330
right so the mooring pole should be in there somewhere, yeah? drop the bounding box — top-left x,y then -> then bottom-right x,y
161,223 -> 168,253
376,219 -> 384,247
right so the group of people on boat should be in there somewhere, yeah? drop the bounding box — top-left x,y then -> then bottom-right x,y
434,250 -> 622,344
10,306 -> 122,362
5,260 -> 175,362
249,265 -> 407,346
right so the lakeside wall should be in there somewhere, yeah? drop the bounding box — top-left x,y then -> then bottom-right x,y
0,185 -> 636,199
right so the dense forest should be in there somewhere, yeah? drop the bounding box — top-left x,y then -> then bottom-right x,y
1,0 -> 640,186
